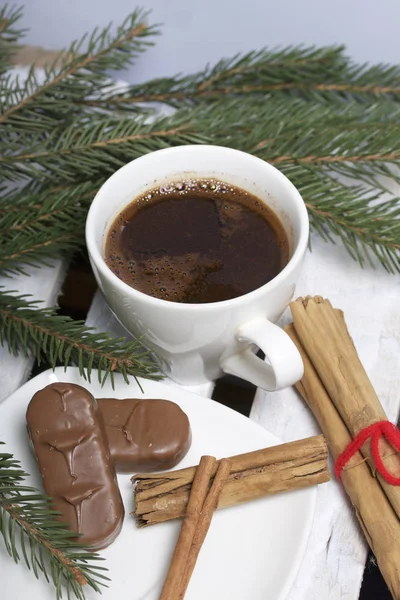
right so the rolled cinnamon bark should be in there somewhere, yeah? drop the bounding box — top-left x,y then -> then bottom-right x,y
132,435 -> 330,527
285,323 -> 400,600
159,456 -> 216,600
290,296 -> 400,519
179,459 -> 232,599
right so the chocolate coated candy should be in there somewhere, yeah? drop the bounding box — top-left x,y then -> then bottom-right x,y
26,383 -> 124,550
98,398 -> 192,473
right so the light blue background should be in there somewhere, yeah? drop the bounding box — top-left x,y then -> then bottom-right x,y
16,0 -> 400,82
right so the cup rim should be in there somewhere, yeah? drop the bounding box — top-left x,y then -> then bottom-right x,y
86,145 -> 309,312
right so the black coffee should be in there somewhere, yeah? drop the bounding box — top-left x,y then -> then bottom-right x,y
105,179 -> 289,303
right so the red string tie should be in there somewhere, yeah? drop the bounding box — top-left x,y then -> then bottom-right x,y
334,421 -> 400,486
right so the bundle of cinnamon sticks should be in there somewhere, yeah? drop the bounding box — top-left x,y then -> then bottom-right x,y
287,296 -> 400,599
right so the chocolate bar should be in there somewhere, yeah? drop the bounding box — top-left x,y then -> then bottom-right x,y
98,398 -> 192,473
26,383 -> 124,550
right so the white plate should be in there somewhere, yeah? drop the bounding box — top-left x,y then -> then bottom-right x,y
0,367 -> 316,600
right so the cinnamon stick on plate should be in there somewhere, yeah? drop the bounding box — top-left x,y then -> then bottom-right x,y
132,435 -> 330,527
159,455 -> 216,600
285,323 -> 400,600
179,459 -> 232,599
159,457 -> 231,600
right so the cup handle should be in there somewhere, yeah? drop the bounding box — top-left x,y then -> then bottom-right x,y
220,317 -> 304,391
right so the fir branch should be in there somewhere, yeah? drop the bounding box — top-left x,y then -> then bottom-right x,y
0,4 -> 25,74
0,181 -> 96,235
0,182 -> 101,272
282,164 -> 400,272
0,229 -> 85,274
84,49 -> 400,110
0,445 -> 108,599
0,289 -> 160,384
271,151 -> 400,165
1,97 -> 399,274
205,97 -> 400,190
0,206 -> 71,233
84,45 -> 349,109
0,9 -> 158,133
10,95 -> 397,185
0,183 -> 95,273
196,46 -> 347,89
0,113 -> 208,182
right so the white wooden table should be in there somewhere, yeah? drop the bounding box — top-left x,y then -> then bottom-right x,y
2,66 -> 399,600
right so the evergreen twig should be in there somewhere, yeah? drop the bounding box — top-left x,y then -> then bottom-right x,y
85,49 -> 400,108
0,183 -> 96,269
282,165 -> 400,272
0,289 -> 160,385
0,113 -> 208,181
0,8 -> 158,134
82,45 -> 348,107
0,5 -> 24,74
0,184 -> 95,274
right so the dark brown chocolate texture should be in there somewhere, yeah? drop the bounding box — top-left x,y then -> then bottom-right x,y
97,398 -> 192,473
26,383 -> 124,550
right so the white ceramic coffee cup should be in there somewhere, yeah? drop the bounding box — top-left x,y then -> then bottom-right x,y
86,145 -> 308,390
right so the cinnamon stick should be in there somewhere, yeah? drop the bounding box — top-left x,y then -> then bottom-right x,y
285,324 -> 400,600
290,296 -> 400,519
159,455 -> 216,600
132,435 -> 330,527
179,459 -> 232,599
